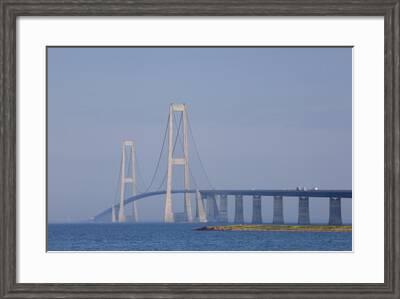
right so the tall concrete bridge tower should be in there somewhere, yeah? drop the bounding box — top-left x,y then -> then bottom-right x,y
164,104 -> 193,223
118,140 -> 138,223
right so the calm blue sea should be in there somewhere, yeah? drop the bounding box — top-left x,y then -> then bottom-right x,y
47,223 -> 352,251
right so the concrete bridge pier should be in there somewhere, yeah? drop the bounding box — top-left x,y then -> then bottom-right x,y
234,195 -> 244,223
273,195 -> 284,224
132,202 -> 138,223
252,195 -> 262,224
218,194 -> 228,222
195,191 -> 207,223
195,195 -> 199,219
329,197 -> 342,225
112,205 -> 117,223
206,194 -> 219,222
298,197 -> 310,225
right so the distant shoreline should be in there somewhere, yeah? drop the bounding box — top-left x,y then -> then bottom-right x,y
195,224 -> 352,232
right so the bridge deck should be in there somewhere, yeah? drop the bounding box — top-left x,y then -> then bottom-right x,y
94,189 -> 352,220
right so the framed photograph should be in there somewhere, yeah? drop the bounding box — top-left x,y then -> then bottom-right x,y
1,1 -> 399,298
47,46 -> 353,252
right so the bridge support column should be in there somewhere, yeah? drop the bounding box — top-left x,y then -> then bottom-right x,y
298,197 -> 310,225
112,205 -> 117,223
252,195 -> 262,224
234,195 -> 244,224
132,202 -> 138,223
273,196 -> 284,224
218,194 -> 228,222
206,194 -> 219,222
329,197 -> 342,225
195,191 -> 207,223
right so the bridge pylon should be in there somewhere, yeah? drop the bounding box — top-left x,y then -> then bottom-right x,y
118,140 -> 138,223
164,104 -> 193,223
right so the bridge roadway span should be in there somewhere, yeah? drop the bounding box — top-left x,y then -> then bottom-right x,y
94,189 -> 352,221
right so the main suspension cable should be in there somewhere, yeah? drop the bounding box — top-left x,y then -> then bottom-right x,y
143,113 -> 170,193
186,111 -> 214,189
135,155 -> 147,194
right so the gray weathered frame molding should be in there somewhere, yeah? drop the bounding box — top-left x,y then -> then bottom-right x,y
0,1 -> 399,298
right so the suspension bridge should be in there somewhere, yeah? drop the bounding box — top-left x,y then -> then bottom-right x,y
93,103 -> 352,225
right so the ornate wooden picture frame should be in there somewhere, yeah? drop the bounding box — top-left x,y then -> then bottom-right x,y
1,1 -> 399,298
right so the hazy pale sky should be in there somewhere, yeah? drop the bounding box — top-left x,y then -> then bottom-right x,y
47,47 -> 352,223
